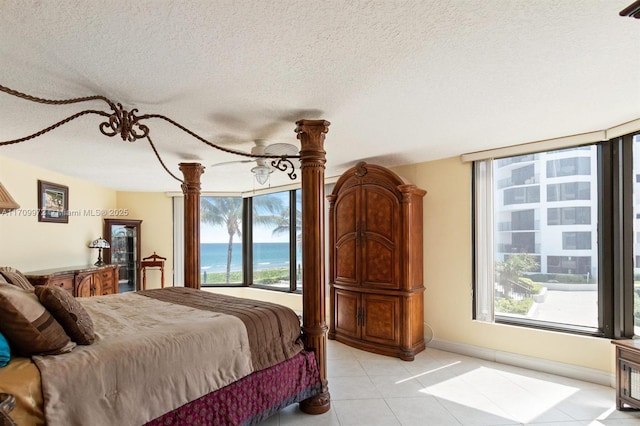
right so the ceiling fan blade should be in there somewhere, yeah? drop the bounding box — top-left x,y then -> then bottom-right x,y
209,140 -> 297,170
210,159 -> 255,167
264,142 -> 298,156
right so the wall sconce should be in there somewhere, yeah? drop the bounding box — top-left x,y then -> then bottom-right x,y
88,237 -> 110,266
0,182 -> 19,214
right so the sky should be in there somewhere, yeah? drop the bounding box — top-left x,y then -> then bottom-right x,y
200,191 -> 293,244
201,222 -> 288,244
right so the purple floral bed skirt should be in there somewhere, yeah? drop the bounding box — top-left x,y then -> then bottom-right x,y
146,350 -> 322,426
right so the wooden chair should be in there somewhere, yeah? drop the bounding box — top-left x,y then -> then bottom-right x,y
140,252 -> 166,290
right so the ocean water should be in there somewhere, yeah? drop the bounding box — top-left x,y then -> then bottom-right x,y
200,242 -> 293,273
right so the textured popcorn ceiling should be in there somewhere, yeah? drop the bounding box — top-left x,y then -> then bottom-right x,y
0,0 -> 639,192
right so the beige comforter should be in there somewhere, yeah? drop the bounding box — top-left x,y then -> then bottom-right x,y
32,291 -> 257,426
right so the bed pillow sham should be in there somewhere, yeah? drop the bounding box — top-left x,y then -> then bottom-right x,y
0,283 -> 75,356
35,285 -> 95,345
0,267 -> 35,291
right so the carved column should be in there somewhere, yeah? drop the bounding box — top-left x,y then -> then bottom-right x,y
296,119 -> 331,414
179,163 -> 204,289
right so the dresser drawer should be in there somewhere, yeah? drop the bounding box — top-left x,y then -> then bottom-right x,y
101,269 -> 113,281
101,268 -> 116,295
25,265 -> 117,298
47,274 -> 74,295
101,281 -> 114,295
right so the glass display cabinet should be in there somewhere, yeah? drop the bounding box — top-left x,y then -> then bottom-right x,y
103,219 -> 142,293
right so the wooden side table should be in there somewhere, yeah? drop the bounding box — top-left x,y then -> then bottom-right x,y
140,252 -> 166,290
612,339 -> 640,410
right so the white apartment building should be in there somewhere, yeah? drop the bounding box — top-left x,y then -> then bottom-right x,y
493,146 -> 599,280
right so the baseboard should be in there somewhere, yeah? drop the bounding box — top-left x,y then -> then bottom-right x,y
426,338 -> 614,387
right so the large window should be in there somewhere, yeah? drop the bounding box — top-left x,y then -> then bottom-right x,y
503,186 -> 540,205
200,196 -> 244,285
546,182 -> 591,202
511,210 -> 535,230
251,191 -> 296,290
198,190 -> 301,292
546,157 -> 591,177
511,164 -> 535,185
547,207 -> 591,225
546,255 -> 592,275
475,144 -> 617,335
562,232 -> 591,250
633,135 -> 640,335
475,136 -> 640,337
295,189 -> 302,291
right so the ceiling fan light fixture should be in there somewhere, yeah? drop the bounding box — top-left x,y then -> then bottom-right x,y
251,164 -> 272,185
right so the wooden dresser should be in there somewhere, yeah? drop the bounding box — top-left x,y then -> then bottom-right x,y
327,162 -> 426,361
25,264 -> 119,297
612,339 -> 640,410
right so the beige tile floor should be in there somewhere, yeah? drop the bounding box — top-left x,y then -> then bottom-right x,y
260,339 -> 640,425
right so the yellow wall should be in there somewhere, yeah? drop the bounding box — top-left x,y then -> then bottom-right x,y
0,156 -> 173,290
2,152 -> 616,375
393,157 -> 614,375
154,156 -> 615,375
115,192 -> 173,288
205,287 -> 303,313
0,156 -> 116,271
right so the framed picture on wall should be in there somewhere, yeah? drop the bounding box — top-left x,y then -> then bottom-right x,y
37,180 -> 68,223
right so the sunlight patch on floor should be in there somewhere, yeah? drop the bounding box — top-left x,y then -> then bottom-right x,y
420,366 -> 580,423
395,361 -> 462,384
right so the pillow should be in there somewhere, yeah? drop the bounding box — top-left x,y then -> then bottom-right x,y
0,267 -> 35,291
0,331 -> 9,367
35,285 -> 95,345
0,283 -> 75,356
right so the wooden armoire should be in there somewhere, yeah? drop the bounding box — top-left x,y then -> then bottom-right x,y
327,162 -> 426,361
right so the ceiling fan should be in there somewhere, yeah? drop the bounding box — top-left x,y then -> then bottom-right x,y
210,139 -> 299,185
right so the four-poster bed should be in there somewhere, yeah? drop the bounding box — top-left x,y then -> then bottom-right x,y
177,119 -> 331,415
0,83 -> 331,424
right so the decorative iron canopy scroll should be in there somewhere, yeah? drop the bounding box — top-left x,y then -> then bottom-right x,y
0,84 -> 300,183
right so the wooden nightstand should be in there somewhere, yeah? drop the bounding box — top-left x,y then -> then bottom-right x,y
612,339 -> 640,410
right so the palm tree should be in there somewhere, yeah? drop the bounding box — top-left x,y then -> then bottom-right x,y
201,197 -> 243,283
252,196 -> 289,230
271,192 -> 302,286
271,207 -> 302,247
200,194 -> 288,284
271,190 -> 302,246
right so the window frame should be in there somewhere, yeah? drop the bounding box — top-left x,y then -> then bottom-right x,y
247,190 -> 300,293
473,135 -> 638,339
200,190 -> 302,293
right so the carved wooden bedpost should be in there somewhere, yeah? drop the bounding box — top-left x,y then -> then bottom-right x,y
179,163 -> 205,289
296,119 -> 331,414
